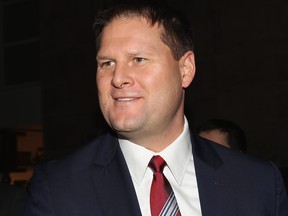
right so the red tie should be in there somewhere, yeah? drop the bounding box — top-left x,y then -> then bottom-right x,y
149,156 -> 181,216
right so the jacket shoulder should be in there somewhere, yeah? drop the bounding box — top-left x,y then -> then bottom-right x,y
38,132 -> 118,175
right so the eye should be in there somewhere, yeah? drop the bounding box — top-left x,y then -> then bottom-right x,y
97,60 -> 116,72
101,60 -> 115,67
98,60 -> 115,69
134,57 -> 146,63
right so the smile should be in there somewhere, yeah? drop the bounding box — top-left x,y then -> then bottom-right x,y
116,98 -> 138,102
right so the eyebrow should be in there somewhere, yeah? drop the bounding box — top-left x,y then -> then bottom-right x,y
96,55 -> 111,61
97,49 -> 154,61
127,47 -> 157,56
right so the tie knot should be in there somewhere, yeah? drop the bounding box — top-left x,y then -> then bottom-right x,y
149,156 -> 166,173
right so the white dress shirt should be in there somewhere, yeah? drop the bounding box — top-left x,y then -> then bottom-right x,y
119,117 -> 202,216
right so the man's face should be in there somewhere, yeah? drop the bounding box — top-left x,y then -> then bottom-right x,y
96,17 -> 195,147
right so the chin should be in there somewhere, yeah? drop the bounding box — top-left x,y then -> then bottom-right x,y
112,121 -> 141,134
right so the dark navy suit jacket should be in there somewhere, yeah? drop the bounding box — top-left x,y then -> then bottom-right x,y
25,132 -> 288,216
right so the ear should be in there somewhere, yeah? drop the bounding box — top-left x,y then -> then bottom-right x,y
179,51 -> 196,88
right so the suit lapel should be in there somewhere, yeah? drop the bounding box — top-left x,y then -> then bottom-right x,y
89,133 -> 142,216
191,134 -> 237,216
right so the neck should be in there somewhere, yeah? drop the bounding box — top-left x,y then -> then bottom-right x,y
118,117 -> 186,152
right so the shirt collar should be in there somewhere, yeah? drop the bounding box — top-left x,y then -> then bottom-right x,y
119,117 -> 192,186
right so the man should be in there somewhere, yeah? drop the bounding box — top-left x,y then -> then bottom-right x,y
196,118 -> 247,152
25,2 -> 288,215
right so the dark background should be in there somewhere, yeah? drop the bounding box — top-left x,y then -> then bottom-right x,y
0,0 -> 287,172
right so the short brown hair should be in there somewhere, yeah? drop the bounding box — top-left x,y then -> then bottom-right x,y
93,2 -> 194,60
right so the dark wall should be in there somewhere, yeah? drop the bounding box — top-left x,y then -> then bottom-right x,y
184,0 -> 288,167
41,0 -> 106,158
41,0 -> 288,169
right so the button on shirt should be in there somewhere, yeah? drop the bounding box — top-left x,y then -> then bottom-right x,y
119,118 -> 202,216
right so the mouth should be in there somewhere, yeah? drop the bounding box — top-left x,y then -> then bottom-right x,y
115,97 -> 139,102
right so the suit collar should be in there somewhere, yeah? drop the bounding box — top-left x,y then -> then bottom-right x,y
191,133 -> 223,169
90,129 -> 224,168
89,133 -> 142,216
92,132 -> 119,166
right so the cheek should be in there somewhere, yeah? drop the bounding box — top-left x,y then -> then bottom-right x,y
145,64 -> 183,98
97,74 -> 110,94
96,79 -> 111,112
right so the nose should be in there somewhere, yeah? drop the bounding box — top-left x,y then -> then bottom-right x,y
111,64 -> 134,88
